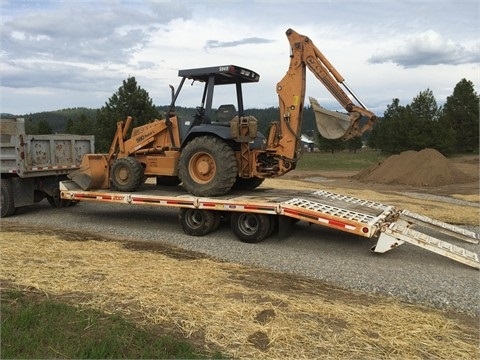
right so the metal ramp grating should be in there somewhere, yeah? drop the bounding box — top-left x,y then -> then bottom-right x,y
284,198 -> 378,224
400,209 -> 479,244
313,190 -> 390,210
383,223 -> 480,269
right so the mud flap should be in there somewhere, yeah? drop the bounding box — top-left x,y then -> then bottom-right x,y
309,97 -> 360,140
68,154 -> 110,190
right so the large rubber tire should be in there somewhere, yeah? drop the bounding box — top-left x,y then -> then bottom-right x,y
230,212 -> 272,243
1,178 -> 16,218
179,208 -> 220,236
232,176 -> 265,191
111,157 -> 144,192
179,136 -> 237,197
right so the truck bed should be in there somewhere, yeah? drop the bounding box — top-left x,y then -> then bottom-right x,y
1,133 -> 94,177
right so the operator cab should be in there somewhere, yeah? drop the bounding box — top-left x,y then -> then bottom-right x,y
176,65 -> 259,125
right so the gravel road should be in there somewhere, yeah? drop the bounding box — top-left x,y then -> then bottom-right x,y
2,199 -> 479,316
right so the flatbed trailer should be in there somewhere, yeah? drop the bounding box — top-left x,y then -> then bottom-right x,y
59,180 -> 480,270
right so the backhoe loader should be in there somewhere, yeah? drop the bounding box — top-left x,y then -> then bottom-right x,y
70,28 -> 377,197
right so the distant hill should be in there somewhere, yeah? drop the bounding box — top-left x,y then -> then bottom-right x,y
1,108 -> 98,134
1,105 -> 320,137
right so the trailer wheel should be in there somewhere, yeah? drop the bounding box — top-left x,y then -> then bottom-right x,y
232,176 -> 265,191
230,212 -> 272,243
111,157 -> 144,192
179,136 -> 237,196
1,178 -> 16,218
179,208 -> 220,236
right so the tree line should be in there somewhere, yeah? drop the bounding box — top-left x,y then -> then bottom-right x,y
367,79 -> 478,155
12,77 -> 478,156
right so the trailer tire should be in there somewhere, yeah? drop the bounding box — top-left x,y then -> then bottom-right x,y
179,208 -> 220,236
179,136 -> 237,196
232,176 -> 265,191
230,212 -> 272,243
111,157 -> 144,192
1,178 -> 16,218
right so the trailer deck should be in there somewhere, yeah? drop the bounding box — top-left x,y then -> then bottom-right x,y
59,180 -> 479,270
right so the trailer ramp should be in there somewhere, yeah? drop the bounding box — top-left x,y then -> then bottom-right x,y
373,210 -> 479,270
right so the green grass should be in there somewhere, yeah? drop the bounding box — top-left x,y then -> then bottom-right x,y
296,149 -> 386,171
1,289 -> 221,359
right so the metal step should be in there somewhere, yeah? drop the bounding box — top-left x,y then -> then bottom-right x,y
399,209 -> 479,244
379,222 -> 480,269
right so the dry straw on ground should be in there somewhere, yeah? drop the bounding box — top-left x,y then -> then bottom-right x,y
1,230 -> 478,359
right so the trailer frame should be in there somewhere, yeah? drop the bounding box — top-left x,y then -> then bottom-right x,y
59,180 -> 479,270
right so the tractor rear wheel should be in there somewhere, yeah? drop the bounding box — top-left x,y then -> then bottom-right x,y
179,136 -> 237,196
111,157 -> 144,192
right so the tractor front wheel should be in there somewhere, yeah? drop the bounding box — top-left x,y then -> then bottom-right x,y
111,157 -> 144,192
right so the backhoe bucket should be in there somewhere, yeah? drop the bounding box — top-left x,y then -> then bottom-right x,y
68,154 -> 110,190
309,97 -> 359,140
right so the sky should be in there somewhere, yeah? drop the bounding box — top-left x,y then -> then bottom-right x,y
1,0 -> 479,117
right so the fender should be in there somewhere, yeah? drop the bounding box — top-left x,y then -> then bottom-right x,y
182,124 -> 265,150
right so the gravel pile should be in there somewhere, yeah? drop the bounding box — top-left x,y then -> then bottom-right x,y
2,200 -> 479,317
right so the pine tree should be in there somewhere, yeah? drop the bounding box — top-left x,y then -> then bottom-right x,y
36,119 -> 53,134
95,77 -> 161,152
440,79 -> 479,153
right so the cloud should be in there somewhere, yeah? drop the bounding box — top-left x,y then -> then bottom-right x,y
204,37 -> 273,50
4,6 -> 150,47
0,1 -> 189,89
368,30 -> 480,68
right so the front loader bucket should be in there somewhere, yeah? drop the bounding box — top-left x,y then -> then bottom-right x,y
309,97 -> 359,140
68,154 -> 110,190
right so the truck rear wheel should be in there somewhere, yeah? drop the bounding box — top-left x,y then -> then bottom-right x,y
179,208 -> 220,236
230,212 -> 272,243
179,136 -> 237,196
1,178 -> 16,217
111,157 -> 144,192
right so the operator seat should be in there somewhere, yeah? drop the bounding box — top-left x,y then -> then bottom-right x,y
216,104 -> 237,123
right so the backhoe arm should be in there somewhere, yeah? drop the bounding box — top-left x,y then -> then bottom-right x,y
277,29 -> 377,143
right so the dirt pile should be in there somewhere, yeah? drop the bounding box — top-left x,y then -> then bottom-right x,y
355,148 -> 474,186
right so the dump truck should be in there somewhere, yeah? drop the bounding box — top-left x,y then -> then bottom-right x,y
70,28 -> 377,197
0,118 -> 95,217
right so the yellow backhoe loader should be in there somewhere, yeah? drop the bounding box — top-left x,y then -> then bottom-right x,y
70,28 -> 377,196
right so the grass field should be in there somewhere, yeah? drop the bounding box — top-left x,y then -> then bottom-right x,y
295,149 -> 385,171
1,288 -> 221,359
